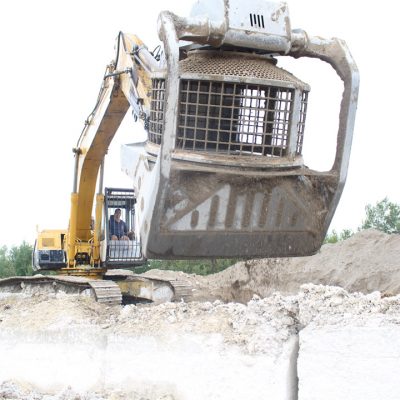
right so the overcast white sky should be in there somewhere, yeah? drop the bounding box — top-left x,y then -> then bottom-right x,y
0,0 -> 399,247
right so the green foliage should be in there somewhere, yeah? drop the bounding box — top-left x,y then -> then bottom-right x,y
324,229 -> 354,244
0,242 -> 34,278
324,198 -> 400,244
135,258 -> 239,276
0,246 -> 13,277
361,198 -> 400,234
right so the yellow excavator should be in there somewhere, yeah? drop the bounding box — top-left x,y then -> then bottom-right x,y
1,0 -> 359,304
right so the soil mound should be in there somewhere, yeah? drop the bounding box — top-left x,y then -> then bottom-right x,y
145,229 -> 400,303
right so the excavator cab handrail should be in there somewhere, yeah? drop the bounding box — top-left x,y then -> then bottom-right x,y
104,188 -> 146,268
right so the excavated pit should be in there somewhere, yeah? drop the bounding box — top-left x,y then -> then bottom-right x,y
0,229 -> 399,400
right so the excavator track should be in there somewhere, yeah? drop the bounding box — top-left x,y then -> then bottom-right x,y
108,272 -> 193,304
0,274 -> 192,305
87,280 -> 122,305
0,276 -> 122,306
169,280 -> 193,302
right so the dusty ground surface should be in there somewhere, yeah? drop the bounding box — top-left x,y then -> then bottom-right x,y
2,285 -> 400,399
0,382 -> 136,400
0,291 -> 296,356
0,229 -> 399,399
0,381 -> 178,400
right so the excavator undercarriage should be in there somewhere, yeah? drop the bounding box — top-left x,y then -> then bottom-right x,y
0,274 -> 192,306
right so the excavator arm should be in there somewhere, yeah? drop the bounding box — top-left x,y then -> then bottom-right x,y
69,76 -> 129,250
66,34 -> 159,268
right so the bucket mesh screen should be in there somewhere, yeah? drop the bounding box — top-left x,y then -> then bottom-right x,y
147,53 -> 309,157
149,79 -> 165,145
297,91 -> 308,155
179,51 -> 307,85
176,80 -> 293,156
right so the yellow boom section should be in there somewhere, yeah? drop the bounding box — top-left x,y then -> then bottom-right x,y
66,33 -> 150,266
66,78 -> 130,265
75,81 -> 129,241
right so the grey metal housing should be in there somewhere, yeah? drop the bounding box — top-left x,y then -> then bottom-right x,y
121,0 -> 359,259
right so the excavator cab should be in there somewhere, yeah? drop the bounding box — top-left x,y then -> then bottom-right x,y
103,188 -> 145,268
33,188 -> 145,273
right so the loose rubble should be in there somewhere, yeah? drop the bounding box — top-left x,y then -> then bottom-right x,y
0,229 -> 399,399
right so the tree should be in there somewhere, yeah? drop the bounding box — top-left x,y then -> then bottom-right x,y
0,242 -> 34,278
361,198 -> 400,234
0,245 -> 14,277
9,242 -> 34,276
324,229 -> 353,244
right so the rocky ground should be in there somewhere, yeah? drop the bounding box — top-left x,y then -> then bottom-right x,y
0,229 -> 399,399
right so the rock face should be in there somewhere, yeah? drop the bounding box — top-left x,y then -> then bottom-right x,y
0,293 -> 299,400
297,285 -> 400,400
0,229 -> 399,399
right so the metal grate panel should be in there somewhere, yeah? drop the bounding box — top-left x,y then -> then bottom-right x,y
148,53 -> 309,157
297,91 -> 308,155
105,188 -> 144,265
177,80 -> 293,156
107,240 -> 143,263
179,51 -> 308,86
149,79 -> 165,144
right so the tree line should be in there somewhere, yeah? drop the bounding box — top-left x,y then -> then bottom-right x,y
1,198 -> 399,278
325,197 -> 400,243
0,242 -> 33,278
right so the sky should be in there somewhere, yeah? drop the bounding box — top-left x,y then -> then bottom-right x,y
0,0 -> 399,247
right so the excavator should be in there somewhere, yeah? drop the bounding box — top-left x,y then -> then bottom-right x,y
0,0 -> 358,305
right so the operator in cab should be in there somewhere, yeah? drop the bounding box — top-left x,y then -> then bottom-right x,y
109,208 -> 130,240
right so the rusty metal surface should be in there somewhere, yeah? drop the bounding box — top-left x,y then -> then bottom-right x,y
142,168 -> 336,258
179,51 -> 309,88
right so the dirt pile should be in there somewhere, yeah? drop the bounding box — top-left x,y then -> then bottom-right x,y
144,229 -> 400,303
0,291 -> 296,356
